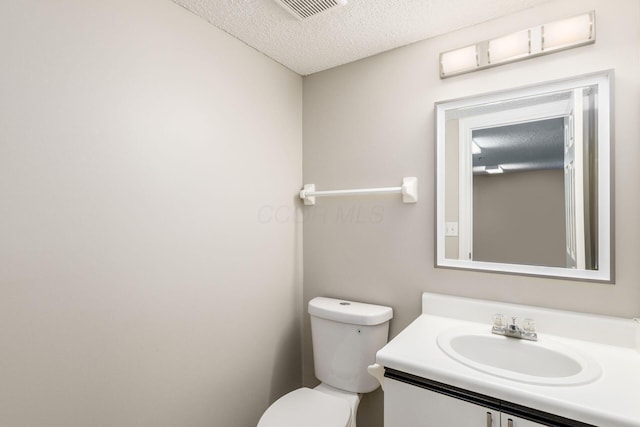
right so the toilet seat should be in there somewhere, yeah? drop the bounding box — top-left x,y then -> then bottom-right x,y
257,387 -> 351,427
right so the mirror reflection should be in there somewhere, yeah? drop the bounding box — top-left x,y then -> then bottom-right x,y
436,72 -> 612,281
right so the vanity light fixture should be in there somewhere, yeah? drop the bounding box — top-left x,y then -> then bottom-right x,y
439,11 -> 595,78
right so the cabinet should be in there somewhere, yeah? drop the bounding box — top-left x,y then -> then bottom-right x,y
383,372 -> 591,427
385,378 -> 501,426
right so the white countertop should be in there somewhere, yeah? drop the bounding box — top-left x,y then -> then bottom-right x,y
376,293 -> 640,427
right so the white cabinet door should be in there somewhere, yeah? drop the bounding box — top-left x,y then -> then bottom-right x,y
384,378 -> 500,427
501,413 -> 547,427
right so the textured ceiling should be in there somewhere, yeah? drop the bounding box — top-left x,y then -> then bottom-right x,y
473,118 -> 565,173
172,0 -> 555,75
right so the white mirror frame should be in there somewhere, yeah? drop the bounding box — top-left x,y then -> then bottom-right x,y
435,71 -> 613,282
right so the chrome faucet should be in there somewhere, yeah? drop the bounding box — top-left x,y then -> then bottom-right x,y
492,315 -> 537,341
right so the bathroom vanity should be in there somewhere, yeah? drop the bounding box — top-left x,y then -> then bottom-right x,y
375,293 -> 640,427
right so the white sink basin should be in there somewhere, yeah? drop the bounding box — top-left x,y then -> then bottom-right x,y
437,328 -> 601,386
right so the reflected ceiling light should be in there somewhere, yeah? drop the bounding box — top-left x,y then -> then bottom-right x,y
485,166 -> 504,174
471,141 -> 482,154
439,11 -> 595,78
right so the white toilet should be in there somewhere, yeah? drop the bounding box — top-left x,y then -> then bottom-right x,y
257,297 -> 393,427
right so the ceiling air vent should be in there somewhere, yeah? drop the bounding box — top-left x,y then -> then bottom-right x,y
274,0 -> 348,20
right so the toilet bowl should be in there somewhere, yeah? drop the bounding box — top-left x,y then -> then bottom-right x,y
257,297 -> 393,427
257,384 -> 357,427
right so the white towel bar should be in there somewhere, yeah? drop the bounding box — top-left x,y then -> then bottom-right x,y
299,177 -> 418,205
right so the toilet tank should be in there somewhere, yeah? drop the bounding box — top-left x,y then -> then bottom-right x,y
308,297 -> 393,393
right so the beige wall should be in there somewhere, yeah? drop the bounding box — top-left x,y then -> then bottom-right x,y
0,1 -> 302,426
302,0 -> 640,426
473,170 -> 566,267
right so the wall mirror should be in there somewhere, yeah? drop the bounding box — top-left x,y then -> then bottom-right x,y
435,71 -> 613,282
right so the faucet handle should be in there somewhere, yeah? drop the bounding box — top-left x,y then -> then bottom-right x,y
492,314 -> 506,334
522,318 -> 536,334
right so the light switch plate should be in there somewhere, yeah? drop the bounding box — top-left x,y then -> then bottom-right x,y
445,222 -> 458,236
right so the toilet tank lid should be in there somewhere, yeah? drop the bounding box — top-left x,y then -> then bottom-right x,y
308,297 -> 393,326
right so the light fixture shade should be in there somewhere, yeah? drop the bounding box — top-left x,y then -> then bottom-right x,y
440,45 -> 477,76
543,13 -> 593,50
489,30 -> 530,64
